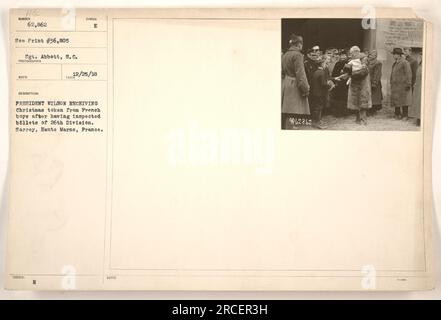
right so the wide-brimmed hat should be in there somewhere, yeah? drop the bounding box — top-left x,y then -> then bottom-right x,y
392,47 -> 404,55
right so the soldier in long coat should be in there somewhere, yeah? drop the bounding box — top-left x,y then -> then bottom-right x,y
345,46 -> 372,125
281,34 -> 310,129
390,47 -> 412,120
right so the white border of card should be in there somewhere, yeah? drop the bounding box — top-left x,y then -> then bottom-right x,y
6,8 -> 434,290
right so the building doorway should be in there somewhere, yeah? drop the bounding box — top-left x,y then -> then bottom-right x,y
281,19 -> 370,53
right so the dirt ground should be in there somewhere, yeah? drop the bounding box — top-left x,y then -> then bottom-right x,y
295,105 -> 420,131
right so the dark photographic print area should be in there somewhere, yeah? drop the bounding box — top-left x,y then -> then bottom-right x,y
281,19 -> 424,131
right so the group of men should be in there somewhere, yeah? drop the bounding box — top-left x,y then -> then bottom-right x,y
390,47 -> 422,124
281,33 -> 423,129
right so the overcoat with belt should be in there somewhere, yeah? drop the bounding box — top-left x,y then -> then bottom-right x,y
281,47 -> 310,115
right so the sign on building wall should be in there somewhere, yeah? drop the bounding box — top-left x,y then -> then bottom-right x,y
382,19 -> 424,49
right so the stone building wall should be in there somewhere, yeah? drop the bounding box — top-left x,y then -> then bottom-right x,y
368,19 -> 424,105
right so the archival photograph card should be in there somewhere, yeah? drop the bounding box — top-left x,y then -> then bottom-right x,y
5,8 -> 435,291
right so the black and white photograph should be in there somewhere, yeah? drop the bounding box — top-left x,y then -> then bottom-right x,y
281,18 -> 424,130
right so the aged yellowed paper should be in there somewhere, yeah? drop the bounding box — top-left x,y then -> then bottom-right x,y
5,8 -> 434,290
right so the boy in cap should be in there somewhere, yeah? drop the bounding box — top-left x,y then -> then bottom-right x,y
309,55 -> 335,129
304,48 -> 318,86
